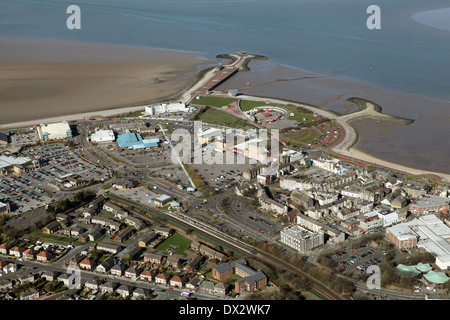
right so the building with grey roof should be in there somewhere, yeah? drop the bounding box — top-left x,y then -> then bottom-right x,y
280,225 -> 324,253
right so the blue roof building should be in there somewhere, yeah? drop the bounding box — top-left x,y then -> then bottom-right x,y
117,133 -> 159,149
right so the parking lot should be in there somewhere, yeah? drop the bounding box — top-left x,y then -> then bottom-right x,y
222,196 -> 284,238
97,135 -> 173,168
1,142 -> 109,214
330,243 -> 386,280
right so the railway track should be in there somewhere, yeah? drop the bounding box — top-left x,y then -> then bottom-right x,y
109,193 -> 342,300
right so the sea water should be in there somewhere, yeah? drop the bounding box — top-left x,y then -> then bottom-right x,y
1,0 -> 450,101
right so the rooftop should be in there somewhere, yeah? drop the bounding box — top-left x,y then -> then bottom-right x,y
117,132 -> 159,149
423,270 -> 450,284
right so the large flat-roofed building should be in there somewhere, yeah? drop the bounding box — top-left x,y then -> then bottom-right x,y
386,215 -> 450,270
409,195 -> 449,215
91,129 -> 115,143
117,132 -> 159,150
0,154 -> 37,176
145,101 -> 189,116
280,225 -> 324,253
36,121 -> 72,141
151,194 -> 173,207
197,128 -> 223,145
0,202 -> 11,215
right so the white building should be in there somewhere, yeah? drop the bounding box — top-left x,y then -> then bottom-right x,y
196,128 -> 223,145
377,210 -> 399,227
91,129 -> 115,143
386,215 -> 450,270
145,101 -> 189,116
312,157 -> 347,175
279,177 -> 316,192
36,121 -> 72,141
280,225 -> 324,253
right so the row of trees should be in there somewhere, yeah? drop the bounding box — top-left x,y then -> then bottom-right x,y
47,190 -> 95,213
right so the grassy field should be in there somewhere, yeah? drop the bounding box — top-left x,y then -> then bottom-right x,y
195,107 -> 256,130
239,99 -> 278,112
191,96 -> 237,108
155,232 -> 192,257
283,105 -> 314,122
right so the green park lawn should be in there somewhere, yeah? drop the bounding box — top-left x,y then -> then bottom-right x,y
195,107 -> 256,130
155,232 -> 192,257
239,99 -> 277,112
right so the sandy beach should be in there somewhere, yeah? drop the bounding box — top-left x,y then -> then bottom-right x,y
0,37 -> 211,124
348,148 -> 450,183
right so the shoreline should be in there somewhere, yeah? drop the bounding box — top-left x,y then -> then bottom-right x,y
1,48 -> 448,183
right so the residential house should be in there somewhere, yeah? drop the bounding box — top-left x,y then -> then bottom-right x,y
70,227 -> 86,237
9,246 -> 23,258
214,282 -> 230,296
124,267 -> 141,280
114,227 -> 134,243
90,216 -> 122,232
166,256 -> 181,269
96,242 -> 122,255
80,258 -> 96,271
42,221 -> 61,234
85,279 -> 102,291
68,255 -> 84,266
36,250 -> 53,263
124,246 -> 142,261
169,275 -> 186,288
19,273 -> 35,285
191,240 -> 202,251
132,287 -> 149,299
199,246 -> 227,262
103,202 -> 127,218
199,281 -> 215,294
0,280 -> 13,292
138,232 -> 158,248
41,271 -> 58,282
22,248 -> 36,261
154,226 -> 173,237
96,256 -> 115,274
185,255 -> 205,273
185,277 -> 202,291
2,263 -> 17,274
124,216 -> 146,230
100,282 -> 118,293
87,229 -> 103,242
117,284 -> 133,298
20,289 -> 39,300
110,264 -> 125,277
155,273 -> 171,285
57,274 -> 71,287
144,252 -> 164,265
0,243 -> 11,255
212,263 -> 234,281
139,270 -> 156,282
